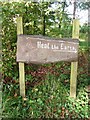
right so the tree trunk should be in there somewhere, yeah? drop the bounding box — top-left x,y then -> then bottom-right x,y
73,0 -> 77,19
42,14 -> 45,36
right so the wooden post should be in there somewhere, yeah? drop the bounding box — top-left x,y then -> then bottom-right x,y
70,19 -> 79,98
17,17 -> 25,97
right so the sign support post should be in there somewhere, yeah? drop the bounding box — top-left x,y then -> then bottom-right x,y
17,17 -> 25,97
70,19 -> 79,98
16,18 -> 79,98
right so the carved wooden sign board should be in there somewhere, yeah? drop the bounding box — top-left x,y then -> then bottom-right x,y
17,35 -> 79,64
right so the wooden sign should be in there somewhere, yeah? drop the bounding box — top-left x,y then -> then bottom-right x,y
17,35 -> 79,64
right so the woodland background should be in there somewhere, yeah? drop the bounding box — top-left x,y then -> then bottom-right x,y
0,1 -> 90,119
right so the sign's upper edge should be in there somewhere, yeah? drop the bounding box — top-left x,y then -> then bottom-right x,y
17,34 -> 79,43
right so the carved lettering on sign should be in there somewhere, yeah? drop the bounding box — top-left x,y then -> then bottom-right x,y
36,41 -> 77,53
37,41 -> 50,49
17,35 -> 79,64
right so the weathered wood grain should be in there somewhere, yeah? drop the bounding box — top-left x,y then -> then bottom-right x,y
17,35 -> 79,64
70,19 -> 79,98
17,17 -> 25,97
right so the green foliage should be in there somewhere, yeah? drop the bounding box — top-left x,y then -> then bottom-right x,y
3,72 -> 88,119
78,2 -> 90,10
2,1 -> 73,78
80,23 -> 89,46
2,1 -> 89,119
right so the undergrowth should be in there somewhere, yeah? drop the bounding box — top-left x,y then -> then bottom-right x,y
2,56 -> 89,119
